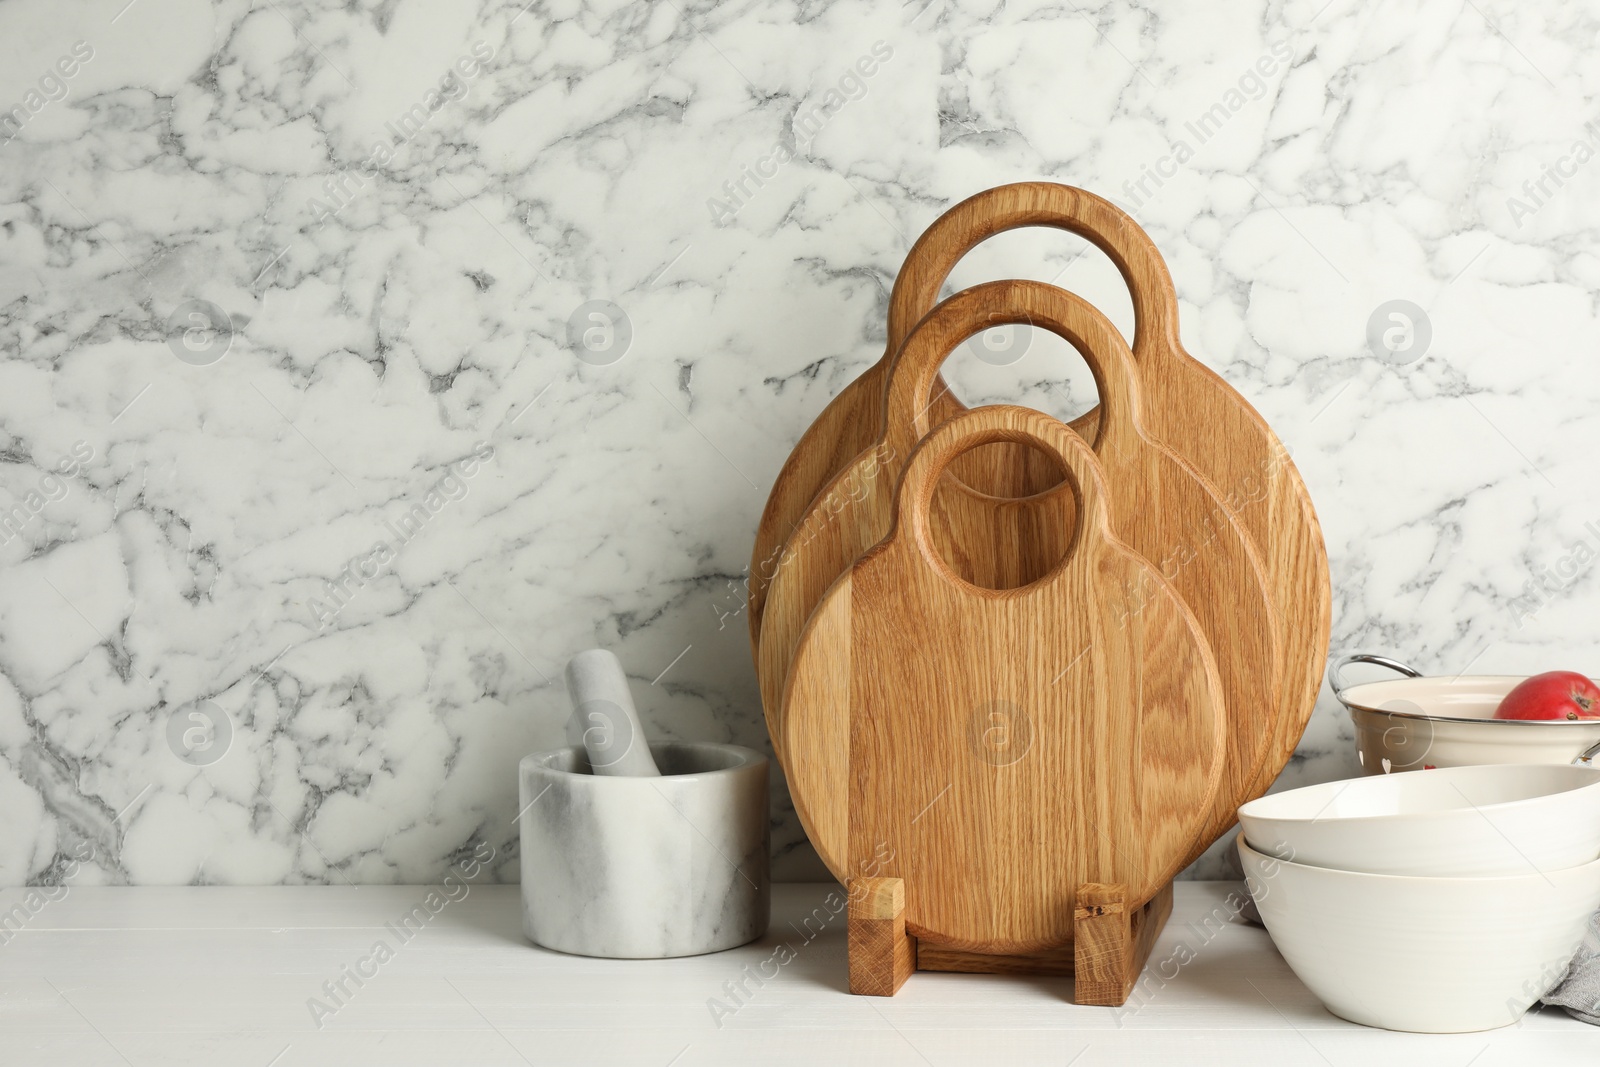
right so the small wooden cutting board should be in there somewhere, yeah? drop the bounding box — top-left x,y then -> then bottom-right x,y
784,403 -> 1226,950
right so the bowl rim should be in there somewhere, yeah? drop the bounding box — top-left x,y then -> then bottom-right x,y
1236,834 -> 1600,885
1237,763 -> 1600,826
1340,674 -> 1600,726
519,741 -> 767,781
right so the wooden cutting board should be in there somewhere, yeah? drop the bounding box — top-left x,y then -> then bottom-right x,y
894,185 -> 1330,802
766,279 -> 1281,872
784,402 -> 1226,950
754,182 -> 1329,809
745,185 -> 1117,646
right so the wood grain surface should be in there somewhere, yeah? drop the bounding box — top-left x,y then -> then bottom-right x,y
783,403 -> 1226,952
753,182 -> 1330,835
846,877 -> 916,996
748,181 -> 1179,646
846,875 -> 1174,1004
1072,882 -> 1174,1005
878,181 -> 1331,806
765,281 -> 1281,867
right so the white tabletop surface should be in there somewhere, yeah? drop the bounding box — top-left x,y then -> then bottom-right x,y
0,881 -> 1592,1066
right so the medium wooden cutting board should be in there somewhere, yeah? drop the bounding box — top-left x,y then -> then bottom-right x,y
765,279 -> 1281,873
784,403 -> 1226,950
893,185 -> 1330,801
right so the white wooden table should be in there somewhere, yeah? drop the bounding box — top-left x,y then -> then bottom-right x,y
0,882 -> 1591,1065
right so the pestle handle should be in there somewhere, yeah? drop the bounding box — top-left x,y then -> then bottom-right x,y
565,649 -> 661,777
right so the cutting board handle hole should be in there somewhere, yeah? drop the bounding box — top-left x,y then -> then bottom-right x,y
930,438 -> 1080,591
938,332 -> 1101,501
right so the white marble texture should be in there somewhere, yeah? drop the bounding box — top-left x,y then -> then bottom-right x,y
519,742 -> 769,957
0,0 -> 1598,884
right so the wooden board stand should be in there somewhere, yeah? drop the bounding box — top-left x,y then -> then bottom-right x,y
847,877 -> 1173,1006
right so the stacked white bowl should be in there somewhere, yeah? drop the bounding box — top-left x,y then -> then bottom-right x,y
1236,763 -> 1600,1033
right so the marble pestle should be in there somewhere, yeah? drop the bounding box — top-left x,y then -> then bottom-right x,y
564,649 -> 661,777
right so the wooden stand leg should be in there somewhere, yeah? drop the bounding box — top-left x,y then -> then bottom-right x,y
847,877 -> 916,996
1072,882 -> 1173,1006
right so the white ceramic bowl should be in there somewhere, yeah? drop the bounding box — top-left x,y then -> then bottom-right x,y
1239,837 -> 1600,1033
1332,660 -> 1600,773
1238,763 -> 1600,876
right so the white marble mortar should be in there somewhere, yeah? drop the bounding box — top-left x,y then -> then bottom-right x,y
519,742 -> 770,958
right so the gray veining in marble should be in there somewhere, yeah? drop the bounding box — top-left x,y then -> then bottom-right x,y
2,0 -> 1599,884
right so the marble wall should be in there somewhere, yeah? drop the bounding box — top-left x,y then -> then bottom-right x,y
2,0 -> 1598,884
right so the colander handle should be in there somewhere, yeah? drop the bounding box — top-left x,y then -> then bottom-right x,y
1575,739 -> 1600,767
1328,653 -> 1423,699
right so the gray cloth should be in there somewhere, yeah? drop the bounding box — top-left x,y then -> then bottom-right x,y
1542,909 -> 1600,1026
